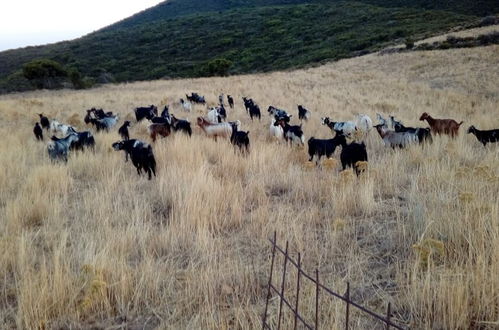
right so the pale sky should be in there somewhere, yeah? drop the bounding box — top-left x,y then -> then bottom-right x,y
0,1 -> 164,51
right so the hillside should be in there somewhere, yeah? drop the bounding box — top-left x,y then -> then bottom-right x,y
0,0 -> 497,92
0,25 -> 498,328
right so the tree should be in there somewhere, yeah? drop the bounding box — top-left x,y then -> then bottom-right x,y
22,59 -> 68,89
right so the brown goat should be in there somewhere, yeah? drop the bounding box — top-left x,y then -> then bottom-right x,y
419,112 -> 463,137
148,122 -> 171,142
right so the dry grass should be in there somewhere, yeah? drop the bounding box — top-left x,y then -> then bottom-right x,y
0,42 -> 498,329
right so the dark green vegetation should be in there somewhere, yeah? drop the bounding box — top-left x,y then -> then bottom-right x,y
0,0 -> 497,92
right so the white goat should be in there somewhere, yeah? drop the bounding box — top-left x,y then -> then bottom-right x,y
197,117 -> 233,141
374,124 -> 418,148
269,118 -> 284,140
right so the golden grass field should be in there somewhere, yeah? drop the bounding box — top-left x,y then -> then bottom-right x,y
0,29 -> 498,329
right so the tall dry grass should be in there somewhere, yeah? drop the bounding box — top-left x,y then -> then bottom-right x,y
0,41 -> 498,328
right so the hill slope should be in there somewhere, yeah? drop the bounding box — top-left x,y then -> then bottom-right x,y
0,0 -> 497,92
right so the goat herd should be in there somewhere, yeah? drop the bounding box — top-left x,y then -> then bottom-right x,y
32,93 -> 498,180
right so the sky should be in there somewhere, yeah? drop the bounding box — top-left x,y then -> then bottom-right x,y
0,1 -> 164,51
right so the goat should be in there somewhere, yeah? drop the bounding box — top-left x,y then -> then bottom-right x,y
248,102 -> 261,121
186,93 -> 206,104
118,121 -> 131,140
467,126 -> 499,146
180,98 -> 192,112
227,95 -> 234,109
269,118 -> 284,141
274,117 -> 305,146
374,124 -> 418,149
207,107 -> 225,124
340,142 -> 368,176
219,94 -> 224,105
66,127 -> 95,151
391,118 -> 433,144
307,134 -> 346,165
148,122 -> 171,142
170,115 -> 192,136
321,117 -> 356,137
161,106 -> 171,121
38,114 -> 50,130
33,123 -> 43,141
47,134 -> 79,162
135,105 -> 157,122
112,139 -> 156,180
229,121 -> 250,153
90,115 -> 119,132
298,105 -> 311,121
197,117 -> 233,141
54,123 -> 75,136
376,113 -> 391,129
356,114 -> 373,136
268,106 -> 291,122
419,112 -> 463,137
242,97 -> 253,113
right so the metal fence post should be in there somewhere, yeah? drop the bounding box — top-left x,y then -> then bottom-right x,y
345,282 -> 350,330
315,269 -> 320,329
386,302 -> 391,330
294,253 -> 302,330
262,231 -> 277,329
277,241 -> 289,330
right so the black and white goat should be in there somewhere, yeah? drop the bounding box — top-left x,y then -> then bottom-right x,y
112,139 -> 156,180
467,126 -> 499,146
274,117 -> 305,146
321,117 -> 356,137
307,134 -> 346,165
180,98 -> 192,112
268,106 -> 291,122
66,128 -> 95,151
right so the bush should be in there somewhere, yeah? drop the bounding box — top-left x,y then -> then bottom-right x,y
405,38 -> 415,49
202,58 -> 233,77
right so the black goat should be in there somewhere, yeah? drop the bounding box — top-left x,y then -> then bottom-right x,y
340,142 -> 368,176
186,93 -> 206,104
298,105 -> 311,121
229,122 -> 250,153
307,134 -> 346,165
242,97 -> 253,113
38,114 -> 50,130
112,139 -> 156,180
467,126 -> 499,146
33,123 -> 43,141
248,103 -> 261,121
118,121 -> 131,140
268,106 -> 291,123
135,105 -> 157,122
227,95 -> 234,109
170,115 -> 192,136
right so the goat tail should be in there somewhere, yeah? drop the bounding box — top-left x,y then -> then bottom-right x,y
458,121 -> 464,126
